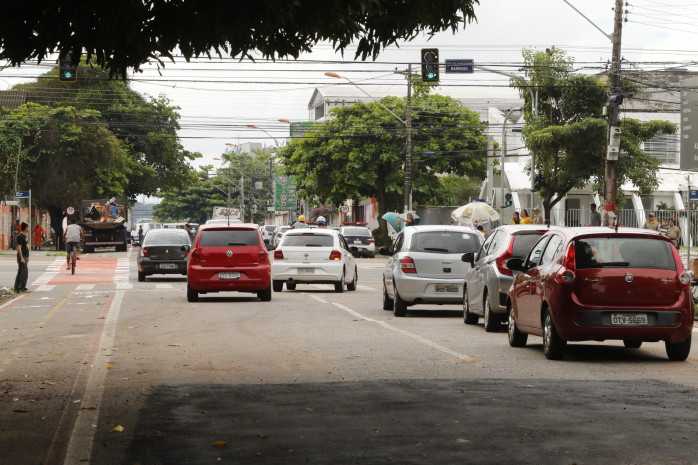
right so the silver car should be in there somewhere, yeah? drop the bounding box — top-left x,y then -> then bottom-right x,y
462,224 -> 558,331
381,225 -> 484,317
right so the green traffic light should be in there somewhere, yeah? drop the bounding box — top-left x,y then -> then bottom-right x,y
64,71 -> 73,78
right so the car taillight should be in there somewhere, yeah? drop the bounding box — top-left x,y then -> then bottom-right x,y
274,249 -> 284,260
259,250 -> 268,263
190,248 -> 201,262
367,239 -> 375,243
399,257 -> 417,273
496,239 -> 515,276
555,242 -> 576,284
142,247 -> 149,257
678,271 -> 691,287
329,250 -> 342,260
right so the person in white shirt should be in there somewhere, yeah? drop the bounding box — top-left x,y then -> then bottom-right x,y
63,217 -> 85,270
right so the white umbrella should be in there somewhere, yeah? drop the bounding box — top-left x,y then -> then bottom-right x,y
451,202 -> 501,224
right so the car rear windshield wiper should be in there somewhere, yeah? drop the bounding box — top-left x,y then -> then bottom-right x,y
227,242 -> 249,246
596,261 -> 630,267
305,243 -> 323,247
422,247 -> 450,252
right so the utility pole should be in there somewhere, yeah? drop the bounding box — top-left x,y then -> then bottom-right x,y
404,64 -> 413,214
603,0 -> 625,225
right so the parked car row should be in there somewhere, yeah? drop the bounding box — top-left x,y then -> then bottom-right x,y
380,224 -> 693,362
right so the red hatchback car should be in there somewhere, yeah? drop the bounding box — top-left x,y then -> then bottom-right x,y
506,227 -> 693,361
186,223 -> 272,302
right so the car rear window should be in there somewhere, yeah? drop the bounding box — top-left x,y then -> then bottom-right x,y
410,232 -> 480,254
263,225 -> 276,232
512,233 -> 545,258
342,227 -> 371,236
144,231 -> 190,245
282,234 -> 334,247
199,229 -> 260,247
575,237 -> 676,270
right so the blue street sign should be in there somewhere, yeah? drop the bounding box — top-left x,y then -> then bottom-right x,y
445,59 -> 474,73
15,191 -> 29,199
690,189 -> 698,201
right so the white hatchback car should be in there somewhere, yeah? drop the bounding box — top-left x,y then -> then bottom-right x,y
381,225 -> 484,317
272,229 -> 358,292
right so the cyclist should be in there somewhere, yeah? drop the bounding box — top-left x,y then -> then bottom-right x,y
291,214 -> 310,229
316,216 -> 327,228
63,217 -> 85,270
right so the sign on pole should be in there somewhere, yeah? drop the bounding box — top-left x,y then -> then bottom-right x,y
444,59 -> 474,74
275,175 -> 297,210
15,191 -> 29,199
690,190 -> 698,201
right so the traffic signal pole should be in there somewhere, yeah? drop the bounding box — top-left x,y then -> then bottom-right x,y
602,0 -> 624,226
404,64 -> 413,214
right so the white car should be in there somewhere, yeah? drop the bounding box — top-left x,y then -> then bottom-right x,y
272,229 -> 358,292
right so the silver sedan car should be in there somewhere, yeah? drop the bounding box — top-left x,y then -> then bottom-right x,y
380,225 -> 484,317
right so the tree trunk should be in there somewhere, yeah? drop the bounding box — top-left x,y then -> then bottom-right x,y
48,206 -> 65,252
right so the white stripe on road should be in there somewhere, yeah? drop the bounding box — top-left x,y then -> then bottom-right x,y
36,285 -> 56,292
76,284 -> 95,291
307,294 -> 473,362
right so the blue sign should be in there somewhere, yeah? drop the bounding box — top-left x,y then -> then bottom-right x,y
690,189 -> 698,201
15,191 -> 29,199
445,59 -> 474,74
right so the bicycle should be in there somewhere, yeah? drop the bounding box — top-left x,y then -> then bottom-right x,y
69,248 -> 77,275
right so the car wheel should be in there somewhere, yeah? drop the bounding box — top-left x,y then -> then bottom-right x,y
393,287 -> 408,317
665,334 -> 691,361
382,280 -> 394,310
273,280 -> 283,292
507,306 -> 528,347
334,271 -> 345,293
542,310 -> 566,360
186,284 -> 198,302
483,293 -> 501,332
463,287 -> 478,325
623,340 -> 642,349
137,271 -> 146,282
286,282 -> 296,291
347,268 -> 358,291
368,252 -> 375,258
257,284 -> 272,302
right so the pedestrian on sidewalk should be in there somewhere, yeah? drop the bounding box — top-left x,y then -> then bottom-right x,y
14,222 -> 30,293
666,219 -> 681,250
32,223 -> 45,251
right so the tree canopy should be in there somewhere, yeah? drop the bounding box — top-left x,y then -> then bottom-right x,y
512,49 -> 676,221
0,1 -> 480,77
279,86 -> 488,242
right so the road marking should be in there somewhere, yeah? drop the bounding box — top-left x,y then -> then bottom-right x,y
156,283 -> 174,289
116,283 -> 133,290
306,294 -> 473,362
76,284 -> 95,291
36,285 -> 56,292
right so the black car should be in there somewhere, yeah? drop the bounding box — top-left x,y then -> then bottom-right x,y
137,228 -> 191,282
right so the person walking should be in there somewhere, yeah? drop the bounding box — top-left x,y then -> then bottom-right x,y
32,223 -> 45,251
520,209 -> 533,224
509,212 -> 520,224
642,213 -> 660,231
532,207 -> 544,224
666,219 -> 681,249
14,222 -> 30,293
137,225 -> 144,245
589,203 -> 602,226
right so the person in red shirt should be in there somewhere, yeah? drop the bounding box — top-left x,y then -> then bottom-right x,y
32,223 -> 45,251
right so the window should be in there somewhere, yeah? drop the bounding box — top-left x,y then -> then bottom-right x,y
342,227 -> 371,236
526,236 -> 550,268
575,237 -> 676,270
391,233 -> 404,254
144,230 -> 190,246
282,234 -> 335,247
410,232 -> 481,254
200,229 -> 260,247
540,235 -> 563,265
477,231 -> 500,261
512,232 -> 547,258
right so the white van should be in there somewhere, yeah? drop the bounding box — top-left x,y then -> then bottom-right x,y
134,222 -> 163,245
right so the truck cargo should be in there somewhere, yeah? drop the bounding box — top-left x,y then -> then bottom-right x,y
78,199 -> 129,253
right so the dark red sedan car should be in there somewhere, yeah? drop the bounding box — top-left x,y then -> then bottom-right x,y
506,227 -> 693,361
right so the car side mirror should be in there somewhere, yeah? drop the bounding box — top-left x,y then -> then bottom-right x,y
506,257 -> 526,272
379,246 -> 393,256
181,245 -> 190,252
461,252 -> 475,264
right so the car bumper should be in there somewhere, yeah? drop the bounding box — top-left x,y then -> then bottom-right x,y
394,276 -> 464,305
188,265 -> 271,292
272,262 -> 344,283
138,259 -> 188,275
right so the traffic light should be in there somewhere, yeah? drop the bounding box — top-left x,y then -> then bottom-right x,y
421,48 -> 439,83
59,53 -> 77,83
504,193 -> 513,207
532,173 -> 543,192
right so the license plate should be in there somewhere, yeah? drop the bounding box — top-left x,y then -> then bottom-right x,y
435,284 -> 459,293
298,268 -> 315,275
159,263 -> 177,269
354,240 -> 362,244
611,313 -> 648,326
219,271 -> 240,280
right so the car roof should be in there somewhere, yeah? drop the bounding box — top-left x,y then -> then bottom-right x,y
284,228 -> 339,236
197,222 -> 260,231
549,226 -> 669,240
402,225 -> 479,235
490,224 -> 564,234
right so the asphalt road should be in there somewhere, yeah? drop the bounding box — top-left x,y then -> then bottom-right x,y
1,248 -> 698,465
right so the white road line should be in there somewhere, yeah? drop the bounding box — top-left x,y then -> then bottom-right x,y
306,294 -> 473,362
36,285 -> 56,292
32,258 -> 64,285
76,284 -> 95,291
155,283 -> 174,289
62,291 -> 124,465
116,283 -> 133,290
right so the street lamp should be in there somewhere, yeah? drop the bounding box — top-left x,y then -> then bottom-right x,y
324,71 -> 414,214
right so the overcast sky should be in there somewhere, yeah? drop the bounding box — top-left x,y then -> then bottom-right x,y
2,0 -> 697,170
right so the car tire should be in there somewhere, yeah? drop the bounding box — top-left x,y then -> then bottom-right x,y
367,252 -> 375,258
186,284 -> 198,302
273,280 -> 283,292
463,287 -> 478,325
623,340 -> 642,349
507,307 -> 528,347
257,284 -> 272,302
393,288 -> 408,317
334,270 -> 345,293
137,271 -> 146,282
286,282 -> 296,291
382,280 -> 394,310
483,293 -> 501,332
665,334 -> 691,361
543,310 -> 566,360
347,268 -> 358,291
